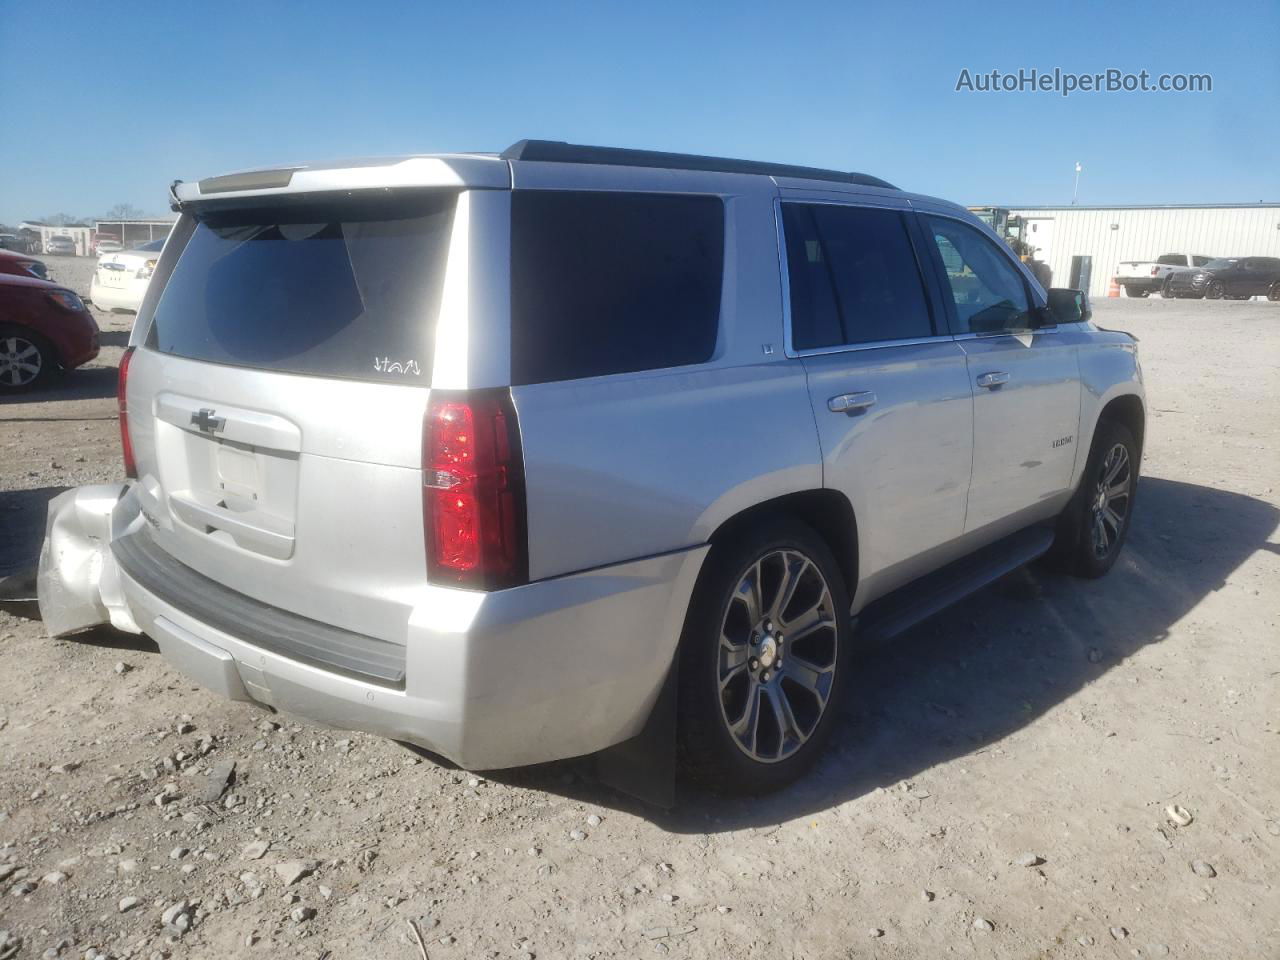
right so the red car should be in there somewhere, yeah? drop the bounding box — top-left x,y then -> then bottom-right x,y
0,248 -> 51,282
0,273 -> 100,391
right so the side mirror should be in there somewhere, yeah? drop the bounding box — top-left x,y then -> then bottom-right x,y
1045,287 -> 1091,325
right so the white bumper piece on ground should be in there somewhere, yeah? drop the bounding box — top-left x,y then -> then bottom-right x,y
36,483 -> 708,769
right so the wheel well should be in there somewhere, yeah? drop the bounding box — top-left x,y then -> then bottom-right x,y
1098,394 -> 1145,457
708,490 -> 858,601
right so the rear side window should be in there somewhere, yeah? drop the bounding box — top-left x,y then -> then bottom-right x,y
1191,256 -> 1212,266
147,194 -> 455,383
782,203 -> 933,350
510,191 -> 724,384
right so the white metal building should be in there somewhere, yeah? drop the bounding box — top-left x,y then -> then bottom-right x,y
1004,204 -> 1280,299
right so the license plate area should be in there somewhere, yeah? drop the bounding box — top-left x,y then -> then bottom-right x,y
153,393 -> 301,560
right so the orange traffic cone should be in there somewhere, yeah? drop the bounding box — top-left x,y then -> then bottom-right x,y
1108,277 -> 1121,298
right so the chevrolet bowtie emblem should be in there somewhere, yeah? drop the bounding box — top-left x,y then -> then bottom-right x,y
190,408 -> 226,435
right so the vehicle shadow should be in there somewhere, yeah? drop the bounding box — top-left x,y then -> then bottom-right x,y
0,367 -> 119,406
0,485 -> 66,581
486,476 -> 1279,830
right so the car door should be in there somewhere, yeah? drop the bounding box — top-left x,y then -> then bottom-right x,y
778,198 -> 974,607
916,211 -> 1081,534
1242,258 -> 1276,297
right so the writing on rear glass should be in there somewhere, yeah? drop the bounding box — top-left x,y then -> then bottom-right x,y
373,357 -> 422,376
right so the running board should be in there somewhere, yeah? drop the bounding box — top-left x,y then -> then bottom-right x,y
855,525 -> 1054,646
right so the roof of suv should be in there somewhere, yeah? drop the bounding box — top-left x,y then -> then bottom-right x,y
169,140 -> 903,207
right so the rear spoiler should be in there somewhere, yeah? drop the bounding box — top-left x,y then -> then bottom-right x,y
168,156 -> 510,210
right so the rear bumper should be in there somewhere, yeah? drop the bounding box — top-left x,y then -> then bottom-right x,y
41,483 -> 708,770
1119,277 -> 1161,293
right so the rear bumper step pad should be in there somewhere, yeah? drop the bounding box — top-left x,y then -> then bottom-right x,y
111,530 -> 406,688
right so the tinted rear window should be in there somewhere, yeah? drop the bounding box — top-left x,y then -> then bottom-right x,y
510,191 -> 724,384
147,194 -> 455,383
782,203 -> 933,349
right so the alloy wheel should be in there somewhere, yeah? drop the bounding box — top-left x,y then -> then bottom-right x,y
1090,443 -> 1132,558
0,336 -> 42,387
717,549 -> 839,763
1205,281 -> 1224,300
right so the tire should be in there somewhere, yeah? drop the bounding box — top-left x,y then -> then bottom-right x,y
677,517 -> 852,793
1205,280 -> 1225,300
1125,286 -> 1149,299
0,325 -> 56,392
1268,282 -> 1280,302
1049,420 -> 1139,579
1162,280 -> 1178,299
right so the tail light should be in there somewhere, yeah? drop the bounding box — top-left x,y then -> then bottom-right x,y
1151,267 -> 1159,276
423,389 -> 528,589
118,346 -> 137,479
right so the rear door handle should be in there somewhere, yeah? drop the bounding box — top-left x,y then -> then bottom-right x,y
828,391 -> 877,413
976,371 -> 1010,389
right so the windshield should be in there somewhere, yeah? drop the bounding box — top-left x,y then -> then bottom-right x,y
1202,258 -> 1238,270
135,238 -> 164,251
146,193 -> 456,383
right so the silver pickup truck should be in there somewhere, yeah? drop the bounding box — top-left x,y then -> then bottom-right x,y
38,141 -> 1145,795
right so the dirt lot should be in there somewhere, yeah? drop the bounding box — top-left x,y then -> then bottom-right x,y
1,275 -> 1278,960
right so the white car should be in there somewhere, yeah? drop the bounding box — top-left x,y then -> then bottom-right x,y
89,238 -> 165,311
94,237 -> 124,256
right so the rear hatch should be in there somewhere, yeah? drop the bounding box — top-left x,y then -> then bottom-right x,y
124,192 -> 457,644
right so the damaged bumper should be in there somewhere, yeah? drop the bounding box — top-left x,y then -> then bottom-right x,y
37,484 -> 141,637
36,482 -> 705,772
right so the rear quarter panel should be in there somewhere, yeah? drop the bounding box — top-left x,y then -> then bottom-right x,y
509,176 -> 823,581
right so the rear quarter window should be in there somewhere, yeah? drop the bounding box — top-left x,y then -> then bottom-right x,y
146,193 -> 455,383
509,191 -> 724,385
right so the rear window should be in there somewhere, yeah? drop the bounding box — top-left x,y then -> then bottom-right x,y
146,194 -> 455,383
509,191 -> 724,384
1157,254 -> 1188,266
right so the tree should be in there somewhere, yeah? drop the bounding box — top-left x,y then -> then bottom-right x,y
102,203 -> 145,220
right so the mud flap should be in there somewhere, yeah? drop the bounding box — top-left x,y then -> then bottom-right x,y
36,484 -> 141,637
590,659 -> 678,809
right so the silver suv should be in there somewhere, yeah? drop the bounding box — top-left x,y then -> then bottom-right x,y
38,141 -> 1145,794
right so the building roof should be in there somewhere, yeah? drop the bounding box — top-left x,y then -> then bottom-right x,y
982,203 -> 1280,211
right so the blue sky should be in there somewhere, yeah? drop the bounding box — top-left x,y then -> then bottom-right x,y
1,0 -> 1276,224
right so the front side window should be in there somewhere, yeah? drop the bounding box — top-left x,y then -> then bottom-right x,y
923,215 -> 1032,334
781,203 -> 933,350
509,191 -> 724,385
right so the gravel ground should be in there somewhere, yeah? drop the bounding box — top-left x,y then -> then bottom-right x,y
1,281 -> 1278,960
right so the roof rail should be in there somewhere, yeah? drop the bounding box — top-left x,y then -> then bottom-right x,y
501,140 -> 897,190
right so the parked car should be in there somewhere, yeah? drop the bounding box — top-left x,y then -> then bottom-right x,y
94,237 -> 124,256
0,233 -> 28,252
37,142 -> 1144,795
0,273 -> 99,391
1116,253 -> 1214,298
0,248 -> 51,281
1163,256 -> 1280,300
44,235 -> 77,256
89,238 -> 165,312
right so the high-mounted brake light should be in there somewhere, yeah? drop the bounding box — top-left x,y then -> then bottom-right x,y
118,346 -> 137,478
423,389 -> 528,589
